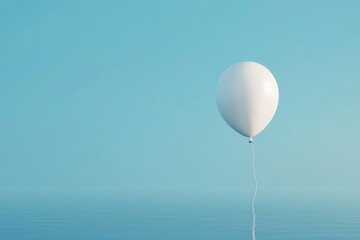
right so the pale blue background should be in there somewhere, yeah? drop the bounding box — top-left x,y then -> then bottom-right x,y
1,0 -> 360,199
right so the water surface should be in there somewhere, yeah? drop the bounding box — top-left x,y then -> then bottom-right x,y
1,191 -> 359,239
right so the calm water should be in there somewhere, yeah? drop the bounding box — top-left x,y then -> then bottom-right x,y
0,191 -> 359,240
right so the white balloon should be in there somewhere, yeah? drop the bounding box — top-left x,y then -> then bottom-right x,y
217,61 -> 279,139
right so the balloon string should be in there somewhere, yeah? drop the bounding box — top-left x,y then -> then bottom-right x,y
251,142 -> 257,240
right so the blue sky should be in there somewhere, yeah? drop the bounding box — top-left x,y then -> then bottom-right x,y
1,1 -> 359,197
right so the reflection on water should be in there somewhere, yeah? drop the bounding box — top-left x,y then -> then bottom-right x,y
0,192 -> 359,240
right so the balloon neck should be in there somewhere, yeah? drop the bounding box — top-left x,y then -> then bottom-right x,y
248,137 -> 253,144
